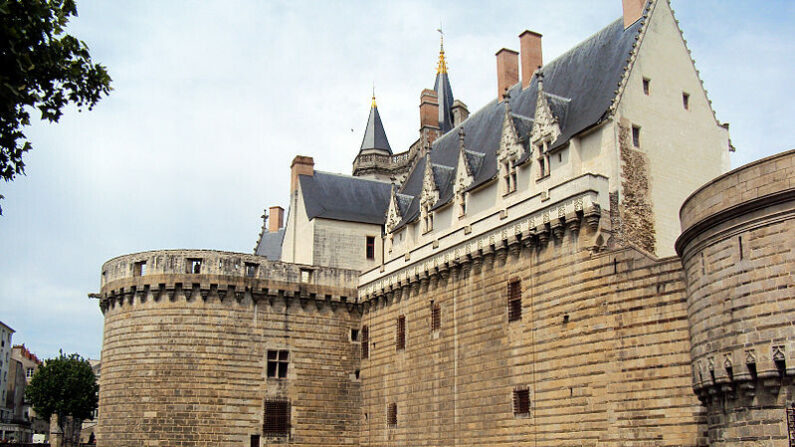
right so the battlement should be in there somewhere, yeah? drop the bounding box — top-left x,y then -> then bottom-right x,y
99,249 -> 360,313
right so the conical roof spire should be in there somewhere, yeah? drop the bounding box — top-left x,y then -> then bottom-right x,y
359,91 -> 392,154
433,27 -> 455,134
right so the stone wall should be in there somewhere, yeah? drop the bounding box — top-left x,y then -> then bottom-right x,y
360,222 -> 706,446
677,149 -> 795,446
97,250 -> 362,446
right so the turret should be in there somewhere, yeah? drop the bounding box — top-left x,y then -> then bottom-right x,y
352,93 -> 395,181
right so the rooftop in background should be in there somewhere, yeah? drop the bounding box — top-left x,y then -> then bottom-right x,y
299,171 -> 392,224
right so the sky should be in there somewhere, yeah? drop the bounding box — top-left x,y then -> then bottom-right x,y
0,0 -> 793,360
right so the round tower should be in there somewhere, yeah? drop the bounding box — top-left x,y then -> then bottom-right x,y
96,249 -> 362,446
677,149 -> 795,446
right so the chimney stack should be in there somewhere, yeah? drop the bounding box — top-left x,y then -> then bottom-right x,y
495,48 -> 519,101
268,206 -> 284,233
622,0 -> 645,29
451,100 -> 469,127
519,31 -> 543,89
419,89 -> 439,129
290,155 -> 314,194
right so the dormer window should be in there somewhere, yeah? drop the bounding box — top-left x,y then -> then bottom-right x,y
422,204 -> 434,233
501,160 -> 517,195
536,140 -> 551,179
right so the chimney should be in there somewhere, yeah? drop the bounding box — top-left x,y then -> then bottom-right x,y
623,0 -> 645,29
495,48 -> 519,101
419,89 -> 439,129
268,206 -> 284,233
451,100 -> 469,127
519,31 -> 543,89
290,155 -> 314,194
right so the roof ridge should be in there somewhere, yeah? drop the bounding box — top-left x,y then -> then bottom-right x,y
608,0 -> 655,118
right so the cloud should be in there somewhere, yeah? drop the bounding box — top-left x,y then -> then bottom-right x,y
1,0 -> 792,359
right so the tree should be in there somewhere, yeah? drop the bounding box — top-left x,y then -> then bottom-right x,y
0,0 -> 112,213
25,351 -> 99,431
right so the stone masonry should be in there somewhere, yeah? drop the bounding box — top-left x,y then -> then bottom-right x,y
98,250 -> 362,446
360,211 -> 706,446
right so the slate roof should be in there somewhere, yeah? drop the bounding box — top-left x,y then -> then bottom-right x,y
300,171 -> 392,225
392,17 -> 642,230
359,105 -> 392,154
255,229 -> 285,260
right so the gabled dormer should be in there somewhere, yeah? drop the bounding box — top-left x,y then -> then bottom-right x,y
453,128 -> 485,218
530,73 -> 564,179
496,96 -> 525,195
386,186 -> 402,233
420,154 -> 440,233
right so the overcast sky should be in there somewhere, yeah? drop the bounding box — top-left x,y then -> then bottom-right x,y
0,0 -> 792,360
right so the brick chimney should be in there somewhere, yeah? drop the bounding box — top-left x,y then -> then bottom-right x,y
268,206 -> 284,233
419,89 -> 439,129
495,48 -> 519,101
290,155 -> 314,194
623,0 -> 645,29
519,31 -> 542,89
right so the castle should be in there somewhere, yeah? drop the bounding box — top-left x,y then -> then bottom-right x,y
94,1 -> 794,446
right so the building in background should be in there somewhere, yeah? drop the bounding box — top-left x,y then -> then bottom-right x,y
0,321 -> 16,440
92,1 -> 793,446
11,345 -> 47,440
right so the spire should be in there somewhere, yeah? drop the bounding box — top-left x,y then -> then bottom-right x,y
433,26 -> 455,134
359,93 -> 392,155
436,27 -> 448,74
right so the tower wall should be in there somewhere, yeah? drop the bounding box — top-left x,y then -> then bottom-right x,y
97,250 -> 362,446
359,216 -> 706,446
677,149 -> 795,446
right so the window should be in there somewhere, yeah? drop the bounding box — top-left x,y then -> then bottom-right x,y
642,77 -> 650,95
431,302 -> 441,332
300,269 -> 311,283
266,350 -> 289,379
186,258 -> 202,274
422,204 -> 434,233
502,160 -> 517,194
366,236 -> 376,260
250,434 -> 260,447
133,261 -> 146,277
263,400 -> 290,437
682,92 -> 690,110
396,315 -> 406,350
350,328 -> 359,342
458,192 -> 467,217
245,262 -> 258,278
536,140 -> 551,179
513,388 -> 530,416
26,368 -> 34,379
632,125 -> 641,148
387,403 -> 398,427
361,326 -> 369,359
508,280 -> 522,322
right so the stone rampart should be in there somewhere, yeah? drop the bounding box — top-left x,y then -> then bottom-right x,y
677,149 -> 795,446
360,218 -> 706,446
97,249 -> 362,446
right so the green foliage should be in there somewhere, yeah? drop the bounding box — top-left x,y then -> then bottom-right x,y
25,351 -> 99,424
0,0 -> 112,213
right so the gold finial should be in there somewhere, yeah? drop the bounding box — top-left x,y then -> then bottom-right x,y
371,83 -> 377,108
436,25 -> 447,74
